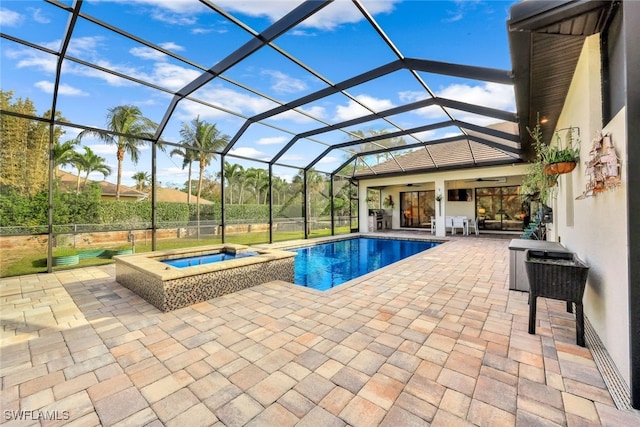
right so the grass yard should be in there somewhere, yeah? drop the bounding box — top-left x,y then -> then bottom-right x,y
0,227 -> 351,277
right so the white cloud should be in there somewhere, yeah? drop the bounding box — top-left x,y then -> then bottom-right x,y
130,46 -> 167,61
334,95 -> 395,121
317,156 -> 338,165
29,7 -> 50,24
179,85 -> 278,119
398,90 -> 428,103
228,146 -> 269,161
35,81 -> 89,96
302,0 -> 398,31
12,50 -> 57,72
151,10 -> 197,25
0,8 -> 23,27
151,62 -> 201,90
256,136 -> 287,146
212,0 -> 400,31
66,36 -> 103,58
159,41 -> 185,51
262,70 -> 307,94
438,82 -> 514,111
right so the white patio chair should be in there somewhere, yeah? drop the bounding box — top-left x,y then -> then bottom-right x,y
467,217 -> 480,235
452,216 -> 467,235
445,216 -> 454,234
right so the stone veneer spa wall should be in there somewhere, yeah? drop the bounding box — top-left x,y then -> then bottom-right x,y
115,244 -> 296,312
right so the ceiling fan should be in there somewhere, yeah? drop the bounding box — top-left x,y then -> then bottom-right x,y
464,177 -> 506,183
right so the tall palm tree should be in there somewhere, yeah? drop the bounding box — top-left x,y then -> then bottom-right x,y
73,146 -> 112,192
170,143 -> 197,203
132,171 -> 151,192
180,117 -> 229,237
79,105 -> 157,200
246,167 -> 269,204
221,161 -> 246,204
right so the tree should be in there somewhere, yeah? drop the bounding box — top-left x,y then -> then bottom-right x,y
221,161 -> 246,204
170,143 -> 197,203
73,146 -> 112,192
52,138 -> 79,177
180,117 -> 229,236
78,105 -> 157,200
246,167 -> 269,204
132,171 -> 151,192
0,91 -> 64,196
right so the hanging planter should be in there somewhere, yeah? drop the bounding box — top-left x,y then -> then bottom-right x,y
543,161 -> 577,175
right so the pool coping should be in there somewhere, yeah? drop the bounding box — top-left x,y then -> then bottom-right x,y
114,243 -> 296,281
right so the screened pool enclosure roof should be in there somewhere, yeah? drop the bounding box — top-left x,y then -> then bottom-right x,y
1,0 -> 524,180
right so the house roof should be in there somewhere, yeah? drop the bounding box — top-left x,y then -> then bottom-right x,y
57,170 -> 213,204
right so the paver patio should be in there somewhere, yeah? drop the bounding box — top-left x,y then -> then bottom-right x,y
2,234 -> 639,426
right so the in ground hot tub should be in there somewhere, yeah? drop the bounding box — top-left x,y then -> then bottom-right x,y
115,244 -> 296,311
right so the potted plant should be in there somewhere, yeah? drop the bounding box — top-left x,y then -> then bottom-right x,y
520,119 -> 577,205
382,195 -> 394,209
540,126 -> 580,175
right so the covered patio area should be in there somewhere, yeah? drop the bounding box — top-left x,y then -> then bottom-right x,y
2,235 -> 638,426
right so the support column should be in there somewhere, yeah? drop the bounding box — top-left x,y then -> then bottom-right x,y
435,179 -> 446,237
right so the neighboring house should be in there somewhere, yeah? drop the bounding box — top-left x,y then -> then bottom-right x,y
56,171 -> 214,204
56,170 -> 146,201
154,187 -> 214,204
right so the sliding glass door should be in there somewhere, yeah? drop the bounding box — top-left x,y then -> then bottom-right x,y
400,190 -> 435,228
475,186 -> 525,231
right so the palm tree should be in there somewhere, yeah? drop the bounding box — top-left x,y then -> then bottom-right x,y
170,143 -> 197,203
74,146 -> 112,192
180,117 -> 229,237
246,168 -> 270,204
132,171 -> 151,192
51,138 -> 79,177
79,105 -> 157,200
221,161 -> 246,204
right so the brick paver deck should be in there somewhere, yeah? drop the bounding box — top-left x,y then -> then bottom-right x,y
2,234 -> 639,426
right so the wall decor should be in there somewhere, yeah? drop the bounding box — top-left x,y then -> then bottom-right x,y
576,131 -> 621,199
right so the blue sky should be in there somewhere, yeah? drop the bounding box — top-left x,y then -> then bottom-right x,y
1,0 -> 518,188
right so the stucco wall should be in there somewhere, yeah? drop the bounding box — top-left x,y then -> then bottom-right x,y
551,34 -> 630,384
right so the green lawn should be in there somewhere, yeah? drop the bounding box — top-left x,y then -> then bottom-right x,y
0,227 -> 351,277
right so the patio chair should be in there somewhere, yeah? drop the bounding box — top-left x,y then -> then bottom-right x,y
452,216 -> 467,235
445,216 -> 454,234
467,217 -> 480,235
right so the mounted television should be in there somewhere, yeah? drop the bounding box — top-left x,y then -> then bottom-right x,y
448,189 -> 472,202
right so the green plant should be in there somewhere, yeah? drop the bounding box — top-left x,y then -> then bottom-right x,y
520,120 -> 560,205
382,195 -> 394,208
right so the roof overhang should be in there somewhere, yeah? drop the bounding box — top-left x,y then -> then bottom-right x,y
508,0 -> 617,158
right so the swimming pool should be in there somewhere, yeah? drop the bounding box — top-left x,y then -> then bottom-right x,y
162,251 -> 258,268
292,237 -> 439,291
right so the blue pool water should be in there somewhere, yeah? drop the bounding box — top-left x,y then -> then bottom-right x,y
292,237 -> 439,291
162,251 -> 258,268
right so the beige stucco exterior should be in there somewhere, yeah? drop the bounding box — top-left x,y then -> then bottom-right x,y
549,34 -> 630,384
